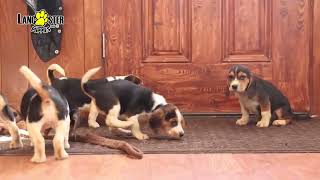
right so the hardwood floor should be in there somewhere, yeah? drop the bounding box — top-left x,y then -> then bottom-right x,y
0,154 -> 319,180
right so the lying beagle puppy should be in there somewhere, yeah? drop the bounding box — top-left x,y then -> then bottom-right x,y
0,94 -> 23,149
20,66 -> 70,163
81,67 -> 185,140
228,65 -> 293,127
46,64 -> 142,128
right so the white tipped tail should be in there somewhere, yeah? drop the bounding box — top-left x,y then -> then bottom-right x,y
19,66 -> 49,100
81,67 -> 102,98
47,64 -> 66,85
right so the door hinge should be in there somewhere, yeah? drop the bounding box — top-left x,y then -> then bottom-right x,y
102,32 -> 107,60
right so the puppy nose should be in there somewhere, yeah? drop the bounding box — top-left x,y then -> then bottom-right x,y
179,132 -> 184,137
232,85 -> 238,90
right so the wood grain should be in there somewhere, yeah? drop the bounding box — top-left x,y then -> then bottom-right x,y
103,0 -> 142,75
84,0 -> 104,78
272,0 -> 311,112
0,1 -> 29,108
311,0 -> 320,115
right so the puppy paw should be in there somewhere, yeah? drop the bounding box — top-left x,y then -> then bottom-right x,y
236,118 -> 249,126
31,155 -> 46,163
272,120 -> 289,126
89,121 -> 100,128
256,120 -> 270,128
64,142 -> 70,149
135,133 -> 149,140
55,150 -> 69,160
10,140 -> 23,149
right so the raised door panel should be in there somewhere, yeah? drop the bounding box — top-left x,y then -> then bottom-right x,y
142,0 -> 191,63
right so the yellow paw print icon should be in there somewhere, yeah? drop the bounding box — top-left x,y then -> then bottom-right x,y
35,10 -> 48,26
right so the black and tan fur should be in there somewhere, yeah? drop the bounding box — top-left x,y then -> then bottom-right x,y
228,65 -> 293,127
19,66 -> 70,163
0,94 -> 23,149
81,67 -> 185,140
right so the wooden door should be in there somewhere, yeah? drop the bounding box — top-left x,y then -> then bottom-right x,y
104,0 -> 312,113
0,0 -> 103,108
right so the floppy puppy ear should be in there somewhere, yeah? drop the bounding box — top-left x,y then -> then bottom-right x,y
149,109 -> 164,129
125,74 -> 143,85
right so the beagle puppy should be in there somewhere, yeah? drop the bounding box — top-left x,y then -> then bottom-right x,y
20,66 -> 70,163
0,94 -> 23,149
228,65 -> 293,127
81,67 -> 185,140
46,64 -> 142,128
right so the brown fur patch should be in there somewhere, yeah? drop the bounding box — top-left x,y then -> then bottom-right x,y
260,101 -> 271,112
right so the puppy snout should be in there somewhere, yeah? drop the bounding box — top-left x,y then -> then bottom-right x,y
179,132 -> 184,137
232,84 -> 238,90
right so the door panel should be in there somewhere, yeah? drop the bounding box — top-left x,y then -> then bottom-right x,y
142,0 -> 191,63
104,0 -> 311,112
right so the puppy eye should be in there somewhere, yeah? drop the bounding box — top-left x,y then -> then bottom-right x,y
171,121 -> 178,126
239,75 -> 246,80
228,75 -> 234,80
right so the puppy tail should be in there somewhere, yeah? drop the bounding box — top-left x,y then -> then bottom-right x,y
19,66 -> 49,100
47,64 -> 66,85
81,67 -> 102,98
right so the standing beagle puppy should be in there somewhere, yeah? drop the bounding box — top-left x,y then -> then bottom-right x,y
81,67 -> 185,140
228,65 -> 293,127
46,64 -> 142,128
0,94 -> 23,149
20,66 -> 70,163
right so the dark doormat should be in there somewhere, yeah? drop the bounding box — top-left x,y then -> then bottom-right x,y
0,116 -> 320,155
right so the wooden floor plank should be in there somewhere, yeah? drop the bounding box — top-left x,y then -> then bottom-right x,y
0,154 -> 319,180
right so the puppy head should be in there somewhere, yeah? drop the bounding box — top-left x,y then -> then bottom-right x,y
149,104 -> 185,139
228,65 -> 252,93
124,74 -> 143,85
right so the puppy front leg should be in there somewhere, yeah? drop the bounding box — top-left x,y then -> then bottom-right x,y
128,115 -> 149,140
6,121 -> 23,149
236,101 -> 249,126
256,101 -> 271,128
88,101 -> 100,128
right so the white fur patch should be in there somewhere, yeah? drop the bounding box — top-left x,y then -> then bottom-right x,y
151,93 -> 167,110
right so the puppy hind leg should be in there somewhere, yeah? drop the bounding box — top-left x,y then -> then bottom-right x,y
88,101 -> 100,128
27,122 -> 46,163
272,107 -> 292,126
272,119 -> 291,126
64,116 -> 71,149
53,120 -> 69,160
105,103 -> 134,129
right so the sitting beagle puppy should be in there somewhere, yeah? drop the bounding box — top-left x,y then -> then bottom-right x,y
81,67 -> 185,140
20,66 -> 70,163
46,64 -> 142,128
228,65 -> 293,127
0,94 -> 23,149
